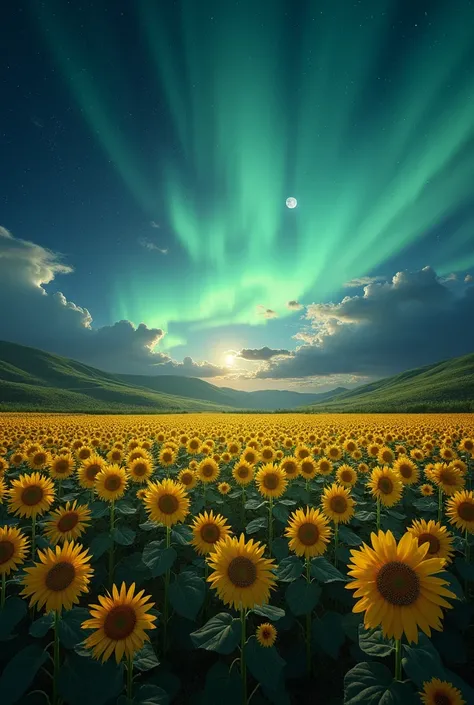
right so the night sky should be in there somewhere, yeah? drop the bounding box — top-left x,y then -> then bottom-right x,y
1,0 -> 474,391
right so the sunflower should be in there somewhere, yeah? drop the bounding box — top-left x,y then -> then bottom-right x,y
218,482 -> 231,495
128,457 -> 153,484
358,462 -> 370,474
95,465 -> 128,502
8,472 -> 55,518
178,468 -> 198,490
82,582 -> 157,663
197,457 -> 220,484
78,454 -> 106,489
326,445 -> 342,461
49,453 -> 75,480
159,447 -> 177,468
260,446 -> 275,463
367,467 -> 403,507
242,447 -> 258,466
107,448 -> 124,465
459,438 -> 474,455
285,507 -> 332,558
420,484 -> 435,496
143,478 -> 190,527
256,623 -> 277,648
377,446 -> 395,465
255,464 -> 287,499
280,456 -> 300,479
232,460 -> 254,485
419,678 -> 466,705
446,490 -> 474,534
321,483 -> 356,524
346,530 -> 456,644
191,510 -> 232,555
0,526 -> 29,575
27,449 -> 51,471
0,457 -> 8,476
10,451 -> 26,467
431,464 -> 465,496
186,437 -> 202,454
336,464 -> 358,487
299,458 -> 318,480
207,534 -> 277,610
407,519 -> 454,564
76,446 -> 93,463
136,488 -> 147,500
393,456 -> 420,485
21,541 -> 93,613
43,501 -> 92,545
317,458 -> 333,476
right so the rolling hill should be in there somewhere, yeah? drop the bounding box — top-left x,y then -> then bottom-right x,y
0,340 -> 345,412
305,353 -> 474,413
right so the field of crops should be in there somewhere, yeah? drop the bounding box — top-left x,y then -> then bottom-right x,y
0,413 -> 473,705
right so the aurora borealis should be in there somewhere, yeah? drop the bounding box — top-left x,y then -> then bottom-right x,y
1,0 -> 474,388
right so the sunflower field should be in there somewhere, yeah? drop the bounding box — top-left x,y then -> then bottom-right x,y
0,413 -> 473,705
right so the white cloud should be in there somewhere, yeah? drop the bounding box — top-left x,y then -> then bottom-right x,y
343,275 -> 387,288
465,274 -> 473,283
257,266 -> 474,379
286,300 -> 304,310
138,238 -> 168,254
0,227 -> 223,377
150,221 -> 160,229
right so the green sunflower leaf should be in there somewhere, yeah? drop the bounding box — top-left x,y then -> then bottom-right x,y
310,556 -> 347,583
112,525 -> 136,546
133,642 -> 160,672
190,612 -> 242,654
0,644 -> 48,705
142,543 -> 177,578
246,517 -> 268,534
312,611 -> 346,659
285,578 -> 321,615
252,603 -> 285,621
358,625 -> 394,657
245,635 -> 286,692
276,555 -> 303,582
169,571 -> 206,621
344,661 -> 418,705
59,607 -> 91,649
0,597 -> 27,640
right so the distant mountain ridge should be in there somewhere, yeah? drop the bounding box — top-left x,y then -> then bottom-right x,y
0,340 -> 346,412
304,353 -> 474,413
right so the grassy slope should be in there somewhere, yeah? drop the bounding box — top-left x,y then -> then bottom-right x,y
305,353 -> 474,412
0,341 -> 226,412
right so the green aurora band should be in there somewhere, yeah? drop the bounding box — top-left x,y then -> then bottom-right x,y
35,0 -> 474,336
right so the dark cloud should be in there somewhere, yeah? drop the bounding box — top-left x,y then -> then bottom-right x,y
256,305 -> 278,318
343,276 -> 386,288
0,227 -> 224,377
238,347 -> 292,361
257,266 -> 474,379
287,300 -> 303,310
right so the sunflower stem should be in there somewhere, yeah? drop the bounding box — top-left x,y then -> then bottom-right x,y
438,487 -> 443,523
376,498 -> 381,532
466,528 -> 471,564
31,515 -> 36,558
240,606 -> 247,705
241,487 -> 246,528
268,498 -> 273,556
1,572 -> 6,609
203,484 -> 207,507
108,501 -> 115,589
334,522 -> 339,569
305,559 -> 311,676
163,526 -> 171,655
53,611 -> 60,705
394,638 -> 402,680
126,653 -> 133,700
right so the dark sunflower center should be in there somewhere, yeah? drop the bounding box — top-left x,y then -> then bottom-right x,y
283,462 -> 297,475
200,523 -> 221,543
54,460 -> 70,474
340,470 -> 353,483
104,475 -> 122,492
162,453 -> 172,462
330,495 -> 348,514
297,522 -> 320,546
433,693 -> 451,705
111,451 -> 121,461
86,464 -> 101,480
133,463 -> 147,476
0,540 -> 15,564
399,465 -> 413,478
201,464 -> 214,477
299,450 -> 310,459
262,627 -> 272,639
244,453 -> 255,463
21,485 -> 44,506
190,441 -> 199,449
45,561 -> 76,591
263,473 -> 279,490
376,561 -> 420,606
57,512 -> 79,533
33,453 -> 47,465
227,556 -> 257,588
301,461 -> 314,476
417,532 -> 440,554
158,494 -> 179,514
237,466 -> 249,478
457,501 -> 474,521
78,449 -> 90,459
181,473 -> 193,485
103,605 -> 137,640
464,441 -> 473,451
439,470 -> 456,485
262,449 -> 273,458
378,477 -> 393,494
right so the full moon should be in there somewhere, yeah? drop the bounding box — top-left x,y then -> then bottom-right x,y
286,197 -> 297,209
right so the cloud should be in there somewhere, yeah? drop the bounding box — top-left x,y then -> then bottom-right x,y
150,221 -> 160,228
344,275 -> 387,288
257,266 -> 474,379
465,274 -> 473,283
238,347 -> 292,361
287,300 -> 304,310
256,305 -> 278,319
0,227 -> 224,377
138,238 -> 168,254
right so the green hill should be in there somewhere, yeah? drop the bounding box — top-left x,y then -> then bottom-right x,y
304,353 -> 474,413
0,341 -> 226,413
